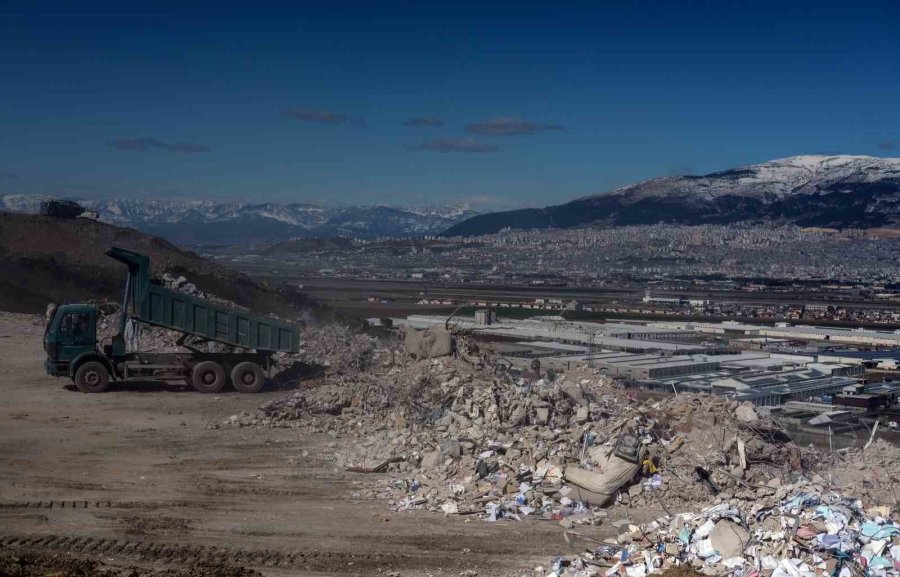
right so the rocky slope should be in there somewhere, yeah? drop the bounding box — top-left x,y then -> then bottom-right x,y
445,155 -> 900,235
0,211 -> 324,316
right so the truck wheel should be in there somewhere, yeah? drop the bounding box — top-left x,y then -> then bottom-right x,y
231,362 -> 265,394
74,361 -> 110,393
191,361 -> 225,393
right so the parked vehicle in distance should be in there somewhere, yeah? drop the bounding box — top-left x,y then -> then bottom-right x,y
40,199 -> 89,219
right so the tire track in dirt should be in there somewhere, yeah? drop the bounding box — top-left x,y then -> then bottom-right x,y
0,500 -> 208,510
0,534 -> 472,573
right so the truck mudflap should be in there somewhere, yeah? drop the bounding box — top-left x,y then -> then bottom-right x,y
44,358 -> 67,377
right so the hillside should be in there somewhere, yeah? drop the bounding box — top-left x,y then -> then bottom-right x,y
0,212 -> 323,316
445,155 -> 900,236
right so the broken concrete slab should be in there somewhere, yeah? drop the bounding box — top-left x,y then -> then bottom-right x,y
404,326 -> 453,359
709,519 -> 750,558
420,450 -> 443,468
735,402 -> 758,423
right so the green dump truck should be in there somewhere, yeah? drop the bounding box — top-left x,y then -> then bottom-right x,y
43,247 -> 300,393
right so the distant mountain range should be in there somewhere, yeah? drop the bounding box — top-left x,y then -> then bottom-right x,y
0,196 -> 482,245
445,155 -> 900,236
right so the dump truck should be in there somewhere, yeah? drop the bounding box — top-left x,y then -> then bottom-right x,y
43,247 -> 300,393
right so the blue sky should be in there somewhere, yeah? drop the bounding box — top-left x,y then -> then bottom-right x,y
1,1 -> 898,208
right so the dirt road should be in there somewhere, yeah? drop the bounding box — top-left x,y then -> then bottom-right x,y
0,313 -> 569,576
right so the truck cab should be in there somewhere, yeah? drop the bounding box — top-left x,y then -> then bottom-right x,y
44,304 -> 100,377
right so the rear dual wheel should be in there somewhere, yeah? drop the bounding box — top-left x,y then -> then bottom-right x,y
231,362 -> 265,394
190,360 -> 265,393
191,361 -> 226,393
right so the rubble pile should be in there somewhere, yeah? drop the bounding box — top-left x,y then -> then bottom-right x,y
226,341 -> 832,524
94,308 -> 188,352
159,271 -> 237,307
825,439 -> 900,508
543,478 -> 899,577
161,272 -> 205,298
223,331 -> 900,577
292,323 -> 379,376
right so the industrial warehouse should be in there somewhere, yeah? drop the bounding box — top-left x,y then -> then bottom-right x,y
392,314 -> 900,410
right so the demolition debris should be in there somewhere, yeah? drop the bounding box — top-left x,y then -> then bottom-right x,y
222,327 -> 900,577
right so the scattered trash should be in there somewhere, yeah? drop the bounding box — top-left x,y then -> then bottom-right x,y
541,483 -> 900,577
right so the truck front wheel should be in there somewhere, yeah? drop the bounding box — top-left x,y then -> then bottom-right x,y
74,361 -> 110,393
191,361 -> 225,393
231,362 -> 265,394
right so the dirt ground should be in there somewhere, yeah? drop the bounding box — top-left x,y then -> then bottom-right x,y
0,313 -> 574,577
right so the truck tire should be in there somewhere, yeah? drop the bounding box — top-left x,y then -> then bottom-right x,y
191,361 -> 225,393
74,361 -> 110,393
231,362 -> 265,394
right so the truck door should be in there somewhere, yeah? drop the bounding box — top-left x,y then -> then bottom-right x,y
57,311 -> 96,361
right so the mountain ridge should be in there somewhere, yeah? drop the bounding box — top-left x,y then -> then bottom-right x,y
0,196 -> 482,245
445,155 -> 900,236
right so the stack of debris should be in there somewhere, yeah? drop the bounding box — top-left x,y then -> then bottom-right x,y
825,439 -> 900,509
160,272 -> 205,298
221,323 -> 900,577
159,271 -> 240,307
542,478 -> 899,577
226,337 -> 831,527
295,323 -> 378,376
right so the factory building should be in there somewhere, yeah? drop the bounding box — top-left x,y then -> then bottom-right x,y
397,314 -> 886,410
642,291 -> 709,307
645,320 -> 900,347
585,351 -> 720,380
400,316 -> 710,354
643,366 -> 863,406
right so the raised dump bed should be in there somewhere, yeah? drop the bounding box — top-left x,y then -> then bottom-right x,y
108,247 -> 299,353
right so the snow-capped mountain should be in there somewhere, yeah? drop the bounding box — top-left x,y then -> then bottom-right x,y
0,194 -> 47,215
0,196 -> 482,245
397,204 -> 478,219
446,155 -> 900,236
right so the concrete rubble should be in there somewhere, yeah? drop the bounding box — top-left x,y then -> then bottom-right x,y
291,323 -> 377,376
224,332 -> 900,577
161,272 -> 204,298
403,326 -> 454,359
229,338 -> 856,506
